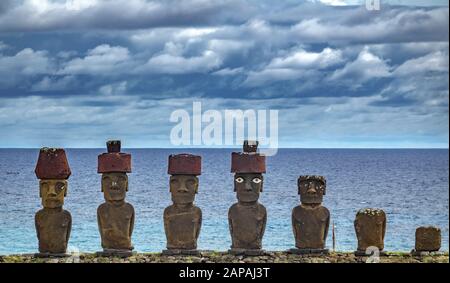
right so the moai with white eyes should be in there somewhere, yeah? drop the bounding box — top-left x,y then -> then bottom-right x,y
34,148 -> 72,257
354,208 -> 386,256
289,175 -> 330,255
97,140 -> 135,257
228,140 -> 267,256
163,154 -> 202,255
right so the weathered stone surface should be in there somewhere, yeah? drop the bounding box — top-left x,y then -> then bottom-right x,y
415,226 -> 441,252
35,148 -> 72,256
354,208 -> 386,252
164,154 -> 202,252
168,154 -> 201,175
229,141 -> 267,252
292,175 -> 330,250
35,148 -> 71,180
97,141 -> 135,256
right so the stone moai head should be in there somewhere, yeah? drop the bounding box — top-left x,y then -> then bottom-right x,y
231,140 -> 266,203
97,140 -> 131,202
415,226 -> 441,252
35,148 -> 71,209
168,154 -> 201,205
354,208 -> 386,251
298,175 -> 326,205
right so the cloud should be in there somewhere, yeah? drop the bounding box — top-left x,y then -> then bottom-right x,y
58,44 -> 131,75
243,47 -> 343,86
0,1 -> 448,147
328,47 -> 391,88
0,48 -> 54,87
31,75 -> 77,92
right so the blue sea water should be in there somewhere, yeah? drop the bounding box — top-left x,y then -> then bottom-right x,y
0,149 -> 448,254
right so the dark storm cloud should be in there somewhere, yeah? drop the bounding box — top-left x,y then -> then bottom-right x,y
0,1 -> 448,147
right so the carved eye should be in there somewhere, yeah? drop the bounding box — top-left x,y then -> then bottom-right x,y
235,177 -> 244,183
252,177 -> 262,184
186,179 -> 196,187
55,182 -> 65,193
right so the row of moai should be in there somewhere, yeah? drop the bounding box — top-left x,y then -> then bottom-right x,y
34,140 -> 442,257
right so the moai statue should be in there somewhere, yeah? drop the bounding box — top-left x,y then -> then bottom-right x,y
163,154 -> 202,255
34,148 -> 72,257
289,175 -> 330,255
97,140 -> 135,257
354,208 -> 386,256
412,226 -> 441,255
228,140 -> 267,256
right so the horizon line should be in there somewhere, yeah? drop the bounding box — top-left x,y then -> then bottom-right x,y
0,147 -> 448,150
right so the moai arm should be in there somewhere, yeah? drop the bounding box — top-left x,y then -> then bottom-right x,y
324,211 -> 330,243
291,209 -> 297,240
163,208 -> 169,241
260,206 -> 267,239
97,208 -> 104,245
129,206 -> 135,238
195,208 -> 202,240
66,213 -> 72,244
228,209 -> 234,246
381,213 -> 386,242
35,213 -> 40,242
354,219 -> 360,242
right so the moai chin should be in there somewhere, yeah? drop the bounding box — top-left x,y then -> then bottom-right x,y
354,208 -> 386,256
290,175 -> 330,255
228,140 -> 267,256
96,140 -> 135,257
163,154 -> 202,255
413,226 -> 441,255
34,148 -> 72,257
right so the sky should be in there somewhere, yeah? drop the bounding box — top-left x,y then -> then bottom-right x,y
0,0 -> 448,148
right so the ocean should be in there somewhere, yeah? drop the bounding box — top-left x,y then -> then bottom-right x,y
0,148 -> 448,254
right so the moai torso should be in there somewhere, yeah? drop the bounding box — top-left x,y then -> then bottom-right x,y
292,205 -> 329,249
97,202 -> 135,250
97,141 -> 134,252
35,208 -> 71,254
354,208 -> 386,252
165,155 -> 202,251
164,204 -> 202,249
229,202 -> 266,249
292,176 -> 330,250
34,148 -> 72,255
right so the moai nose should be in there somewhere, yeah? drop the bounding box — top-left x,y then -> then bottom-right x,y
178,186 -> 189,192
48,186 -> 57,196
307,184 -> 317,194
245,183 -> 253,191
111,181 -> 119,189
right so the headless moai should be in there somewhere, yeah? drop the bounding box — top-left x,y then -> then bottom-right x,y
163,154 -> 202,255
354,208 -> 386,256
34,148 -> 72,257
290,175 -> 330,255
97,140 -> 135,257
228,141 -> 267,256
412,226 -> 442,255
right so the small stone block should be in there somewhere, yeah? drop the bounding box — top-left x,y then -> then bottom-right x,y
288,248 -> 329,255
162,249 -> 200,256
96,250 -> 135,258
228,249 -> 267,256
354,250 -> 387,257
34,253 -> 71,258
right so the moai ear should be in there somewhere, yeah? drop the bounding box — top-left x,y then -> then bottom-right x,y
323,183 -> 326,195
64,182 -> 68,197
195,176 -> 199,194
